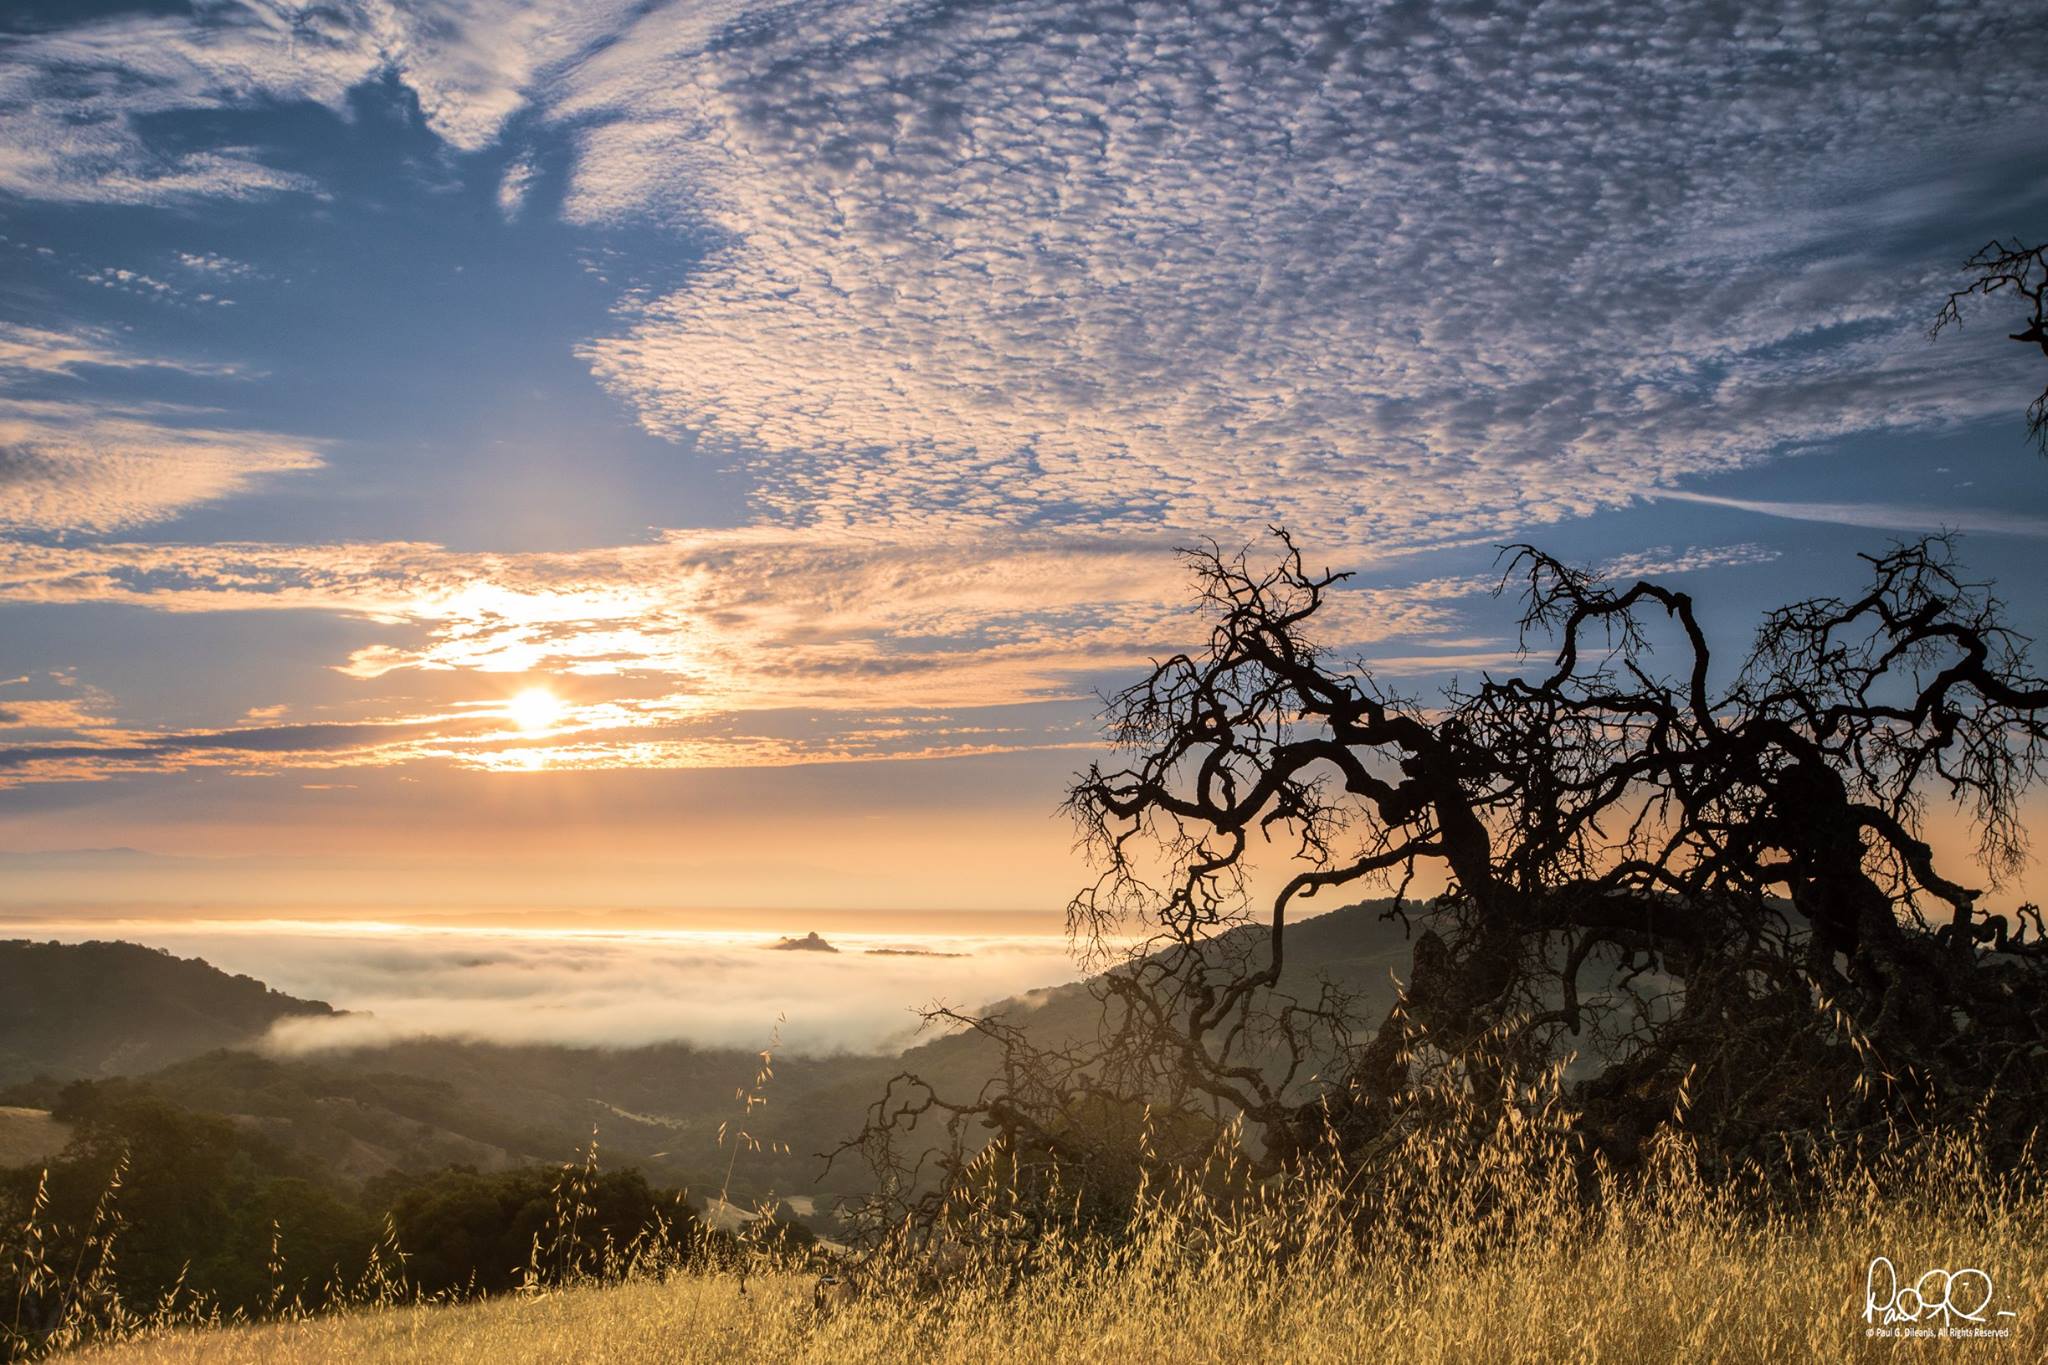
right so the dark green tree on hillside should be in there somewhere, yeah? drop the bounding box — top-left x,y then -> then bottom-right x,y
379,1164 -> 701,1297
2,1086 -> 380,1321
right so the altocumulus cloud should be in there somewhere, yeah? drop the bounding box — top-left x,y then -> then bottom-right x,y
560,0 -> 2047,541
4,2 -> 2041,546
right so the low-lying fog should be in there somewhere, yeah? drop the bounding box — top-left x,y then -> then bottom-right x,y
7,920 -> 1087,1056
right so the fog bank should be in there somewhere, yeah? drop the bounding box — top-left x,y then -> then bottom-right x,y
0,919 -> 1083,1056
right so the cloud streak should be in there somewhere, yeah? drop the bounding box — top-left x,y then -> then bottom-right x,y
0,323 -> 318,533
0,530 -> 1412,781
0,399 -> 321,534
1650,490 -> 2048,540
0,533 -> 1779,785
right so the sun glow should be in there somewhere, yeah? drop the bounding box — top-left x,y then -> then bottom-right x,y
505,686 -> 566,733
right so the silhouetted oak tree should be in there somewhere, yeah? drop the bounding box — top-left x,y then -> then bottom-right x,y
1935,237 -> 2048,454
844,533 -> 2048,1236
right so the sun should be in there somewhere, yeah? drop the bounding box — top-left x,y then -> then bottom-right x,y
505,686 -> 566,734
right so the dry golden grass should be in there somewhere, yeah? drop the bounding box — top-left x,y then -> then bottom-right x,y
71,1217 -> 2044,1365
73,1130 -> 2047,1365
0,1109 -> 72,1171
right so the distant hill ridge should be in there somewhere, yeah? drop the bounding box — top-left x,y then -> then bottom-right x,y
0,939 -> 337,1086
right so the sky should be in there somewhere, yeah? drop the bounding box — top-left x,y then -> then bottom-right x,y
2,0 -> 2047,926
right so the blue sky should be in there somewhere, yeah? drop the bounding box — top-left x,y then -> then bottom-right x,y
1,0 -> 2045,915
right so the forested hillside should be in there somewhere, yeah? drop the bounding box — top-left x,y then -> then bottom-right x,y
0,941 -> 337,1085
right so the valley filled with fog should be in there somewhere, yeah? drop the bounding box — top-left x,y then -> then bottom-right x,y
0,920 -> 1086,1056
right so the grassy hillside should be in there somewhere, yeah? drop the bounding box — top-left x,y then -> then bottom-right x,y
0,1106 -> 69,1168
0,902 -> 1424,1332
